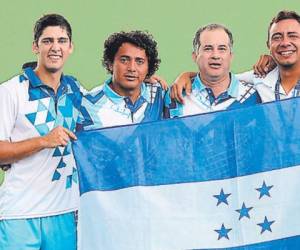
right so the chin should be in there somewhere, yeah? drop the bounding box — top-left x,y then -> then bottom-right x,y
45,67 -> 61,73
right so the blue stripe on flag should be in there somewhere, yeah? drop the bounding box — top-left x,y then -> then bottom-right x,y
191,235 -> 300,249
73,97 -> 300,194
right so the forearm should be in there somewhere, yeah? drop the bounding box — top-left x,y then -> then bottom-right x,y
0,137 -> 47,164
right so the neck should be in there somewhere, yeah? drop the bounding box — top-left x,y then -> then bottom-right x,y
110,82 -> 141,103
279,65 -> 300,94
200,73 -> 231,98
34,66 -> 62,93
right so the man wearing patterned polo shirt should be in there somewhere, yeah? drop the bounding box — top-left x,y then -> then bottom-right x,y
0,14 -> 81,250
164,24 -> 261,118
79,30 -> 164,131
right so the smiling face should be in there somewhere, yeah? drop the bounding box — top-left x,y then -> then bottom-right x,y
193,28 -> 233,83
268,19 -> 300,69
32,26 -> 73,74
110,42 -> 149,97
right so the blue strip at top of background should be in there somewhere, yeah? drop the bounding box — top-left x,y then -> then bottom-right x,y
72,97 -> 300,194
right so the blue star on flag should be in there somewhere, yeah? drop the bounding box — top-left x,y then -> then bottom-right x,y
257,216 -> 275,234
235,202 -> 253,220
213,188 -> 231,206
256,181 -> 273,199
214,223 -> 232,240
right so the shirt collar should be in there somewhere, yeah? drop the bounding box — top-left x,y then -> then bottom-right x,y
192,72 -> 239,98
23,67 -> 68,93
103,77 -> 148,104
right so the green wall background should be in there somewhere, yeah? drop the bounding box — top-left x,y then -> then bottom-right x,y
0,0 -> 300,183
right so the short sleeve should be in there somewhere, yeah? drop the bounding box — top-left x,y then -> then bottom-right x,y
0,82 -> 17,141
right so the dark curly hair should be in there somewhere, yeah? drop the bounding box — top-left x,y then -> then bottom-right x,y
102,31 -> 160,78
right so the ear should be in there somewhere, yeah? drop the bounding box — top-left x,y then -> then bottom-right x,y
192,52 -> 197,63
108,63 -> 113,73
266,40 -> 270,49
69,41 -> 74,54
230,51 -> 234,63
32,41 -> 39,54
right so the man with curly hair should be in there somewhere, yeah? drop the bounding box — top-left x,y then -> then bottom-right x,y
78,30 -> 165,130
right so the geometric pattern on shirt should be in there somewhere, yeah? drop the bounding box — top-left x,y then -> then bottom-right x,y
25,97 -> 56,136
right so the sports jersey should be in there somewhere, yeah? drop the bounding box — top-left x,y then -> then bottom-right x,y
165,73 -> 262,118
78,78 -> 164,130
0,67 -> 82,220
237,67 -> 300,102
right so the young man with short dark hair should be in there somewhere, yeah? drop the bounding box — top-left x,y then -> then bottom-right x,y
0,14 -> 81,250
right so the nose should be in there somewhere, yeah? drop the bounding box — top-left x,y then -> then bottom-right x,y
127,60 -> 136,72
50,40 -> 60,52
211,49 -> 221,60
280,35 -> 292,47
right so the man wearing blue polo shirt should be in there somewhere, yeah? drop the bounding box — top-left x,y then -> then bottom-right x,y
164,24 -> 261,118
0,14 -> 81,250
79,30 -> 164,130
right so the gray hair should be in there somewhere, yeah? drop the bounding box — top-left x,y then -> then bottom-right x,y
192,23 -> 233,52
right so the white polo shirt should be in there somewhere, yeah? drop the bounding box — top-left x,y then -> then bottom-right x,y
0,68 -> 82,220
237,67 -> 299,102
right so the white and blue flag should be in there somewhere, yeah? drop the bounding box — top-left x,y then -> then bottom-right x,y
73,97 -> 300,250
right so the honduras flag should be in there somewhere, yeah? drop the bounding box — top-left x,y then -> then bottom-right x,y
73,97 -> 300,250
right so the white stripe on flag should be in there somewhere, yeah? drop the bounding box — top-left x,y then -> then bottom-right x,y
78,165 -> 300,250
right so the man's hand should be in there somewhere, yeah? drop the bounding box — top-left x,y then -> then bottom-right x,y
0,126 -> 77,165
145,75 -> 168,90
170,72 -> 196,104
41,126 -> 77,148
253,54 -> 276,78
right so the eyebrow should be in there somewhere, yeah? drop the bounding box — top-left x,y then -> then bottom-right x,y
202,44 -> 228,48
272,31 -> 299,37
41,36 -> 69,41
119,55 -> 146,60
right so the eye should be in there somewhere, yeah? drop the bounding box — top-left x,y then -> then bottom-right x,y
272,34 -> 282,41
289,33 -> 300,39
219,47 -> 227,52
41,39 -> 52,45
136,59 -> 145,65
58,38 -> 68,44
204,47 -> 212,51
120,57 -> 127,63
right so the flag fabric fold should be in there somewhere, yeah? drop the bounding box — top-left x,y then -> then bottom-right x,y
73,97 -> 300,250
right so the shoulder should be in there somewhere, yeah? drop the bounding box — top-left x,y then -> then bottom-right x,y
83,84 -> 106,104
0,73 -> 27,94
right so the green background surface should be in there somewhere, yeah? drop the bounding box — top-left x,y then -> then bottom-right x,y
0,0 -> 300,183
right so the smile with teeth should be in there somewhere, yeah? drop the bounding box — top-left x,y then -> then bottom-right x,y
48,55 -> 62,60
278,50 -> 295,56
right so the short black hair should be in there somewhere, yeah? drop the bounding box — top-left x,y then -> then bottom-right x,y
102,30 -> 160,78
22,61 -> 37,70
267,10 -> 300,44
33,14 -> 72,43
193,23 -> 233,52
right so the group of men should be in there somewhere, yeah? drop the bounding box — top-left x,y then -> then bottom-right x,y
0,9 -> 300,250
170,10 -> 300,111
